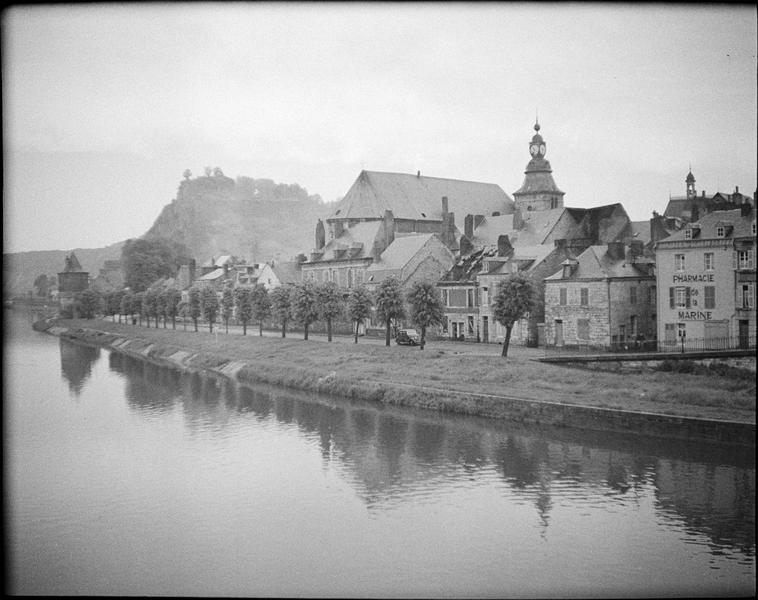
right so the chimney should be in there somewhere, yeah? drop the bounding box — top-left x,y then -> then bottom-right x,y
417,170 -> 421,178
464,214 -> 474,239
441,196 -> 448,215
735,185 -> 739,194
333,220 -> 344,239
513,207 -> 524,230
741,203 -> 752,218
189,259 -> 196,283
474,214 -> 485,229
497,234 -> 513,257
492,211 -> 500,217
554,238 -> 567,249
607,241 -> 625,261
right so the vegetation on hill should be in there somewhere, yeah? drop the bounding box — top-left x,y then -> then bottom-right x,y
145,170 -> 333,264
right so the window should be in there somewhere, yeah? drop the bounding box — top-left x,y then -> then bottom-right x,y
674,286 -> 690,308
467,316 -> 475,336
619,325 -> 626,342
448,289 -> 466,307
739,283 -> 755,309
580,288 -> 589,306
675,254 -> 685,271
704,286 -> 716,309
559,288 -> 567,306
630,286 -> 637,305
648,285 -> 656,304
347,269 -> 353,288
630,315 -> 638,338
684,228 -> 692,240
716,226 -> 725,238
665,323 -> 676,344
466,289 -> 474,307
441,289 -> 449,306
481,287 -> 488,306
704,252 -> 714,271
577,318 -> 590,340
738,250 -> 754,270
678,323 -> 687,339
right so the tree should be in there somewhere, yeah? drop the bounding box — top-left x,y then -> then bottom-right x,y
492,273 -> 535,358
374,277 -> 406,347
201,287 -> 219,333
120,290 -> 134,324
234,287 -> 253,335
407,281 -> 445,350
33,274 -> 52,298
132,292 -> 144,326
102,291 -> 116,321
347,285 -> 373,343
78,289 -> 102,319
164,289 -> 182,329
221,285 -> 235,333
183,168 -> 192,180
213,166 -> 224,177
155,289 -> 168,328
270,285 -> 292,338
111,289 -> 125,323
204,166 -> 212,177
177,300 -> 189,331
250,284 -> 271,336
317,281 -> 344,342
121,237 -> 192,292
188,286 -> 202,332
144,288 -> 159,328
292,282 -> 320,340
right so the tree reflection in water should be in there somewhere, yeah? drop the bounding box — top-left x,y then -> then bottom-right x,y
105,348 -> 755,557
59,338 -> 100,396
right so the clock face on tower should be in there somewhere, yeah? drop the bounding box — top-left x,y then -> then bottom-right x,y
530,144 -> 539,156
539,143 -> 546,156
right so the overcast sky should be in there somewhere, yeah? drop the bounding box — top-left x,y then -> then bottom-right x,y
3,3 -> 756,254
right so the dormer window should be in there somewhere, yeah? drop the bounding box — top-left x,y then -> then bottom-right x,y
684,228 -> 692,240
716,226 -> 725,238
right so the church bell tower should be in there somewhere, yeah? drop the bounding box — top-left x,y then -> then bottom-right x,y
513,120 -> 565,212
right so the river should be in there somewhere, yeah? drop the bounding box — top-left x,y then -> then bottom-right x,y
4,308 -> 755,597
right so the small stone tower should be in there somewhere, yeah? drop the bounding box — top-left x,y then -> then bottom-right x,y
513,120 -> 565,212
686,168 -> 696,200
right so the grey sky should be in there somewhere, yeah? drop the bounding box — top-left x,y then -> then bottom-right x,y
3,3 -> 756,254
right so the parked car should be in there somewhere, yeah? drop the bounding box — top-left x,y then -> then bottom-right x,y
396,328 -> 420,345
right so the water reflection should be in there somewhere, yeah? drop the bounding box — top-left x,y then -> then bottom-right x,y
107,350 -> 755,558
59,338 -> 100,396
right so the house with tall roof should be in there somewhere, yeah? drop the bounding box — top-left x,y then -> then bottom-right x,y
655,205 -> 755,349
663,169 -> 755,224
544,242 -> 657,348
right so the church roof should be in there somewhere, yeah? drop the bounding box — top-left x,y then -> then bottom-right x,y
271,261 -> 302,285
62,252 -> 85,273
310,221 -> 382,262
328,170 -> 513,222
366,234 -> 436,272
513,162 -> 565,196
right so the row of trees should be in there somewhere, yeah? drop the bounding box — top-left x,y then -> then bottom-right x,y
68,273 -> 534,358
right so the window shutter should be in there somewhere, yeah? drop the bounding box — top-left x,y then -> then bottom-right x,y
685,287 -> 691,308
736,285 -> 742,308
733,251 -> 737,270
669,287 -> 675,309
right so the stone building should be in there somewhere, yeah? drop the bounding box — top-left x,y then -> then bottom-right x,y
544,242 -> 656,348
655,205 -> 756,349
57,252 -> 89,317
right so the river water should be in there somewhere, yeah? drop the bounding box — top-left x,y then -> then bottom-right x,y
4,309 -> 755,597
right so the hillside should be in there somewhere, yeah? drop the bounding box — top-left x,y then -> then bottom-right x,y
144,173 -> 332,263
3,242 -> 125,299
4,172 -> 335,298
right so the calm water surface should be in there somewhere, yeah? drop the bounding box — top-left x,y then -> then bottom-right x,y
4,309 -> 755,597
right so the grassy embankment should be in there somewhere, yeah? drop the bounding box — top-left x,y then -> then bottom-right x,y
47,318 -> 756,425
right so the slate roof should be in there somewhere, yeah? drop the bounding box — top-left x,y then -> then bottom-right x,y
513,159 -> 565,196
630,221 -> 651,244
329,170 -> 514,222
310,221 -> 382,262
545,246 -> 651,281
514,207 -> 570,245
271,261 -> 302,285
366,234 -> 436,272
198,268 -> 225,281
658,207 -> 755,243
62,252 -> 85,273
470,214 -> 515,246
